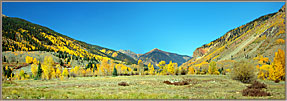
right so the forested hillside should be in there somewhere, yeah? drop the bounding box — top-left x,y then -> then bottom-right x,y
2,15 -> 136,64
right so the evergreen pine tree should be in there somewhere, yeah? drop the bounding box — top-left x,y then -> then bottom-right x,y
60,59 -> 64,66
35,62 -> 42,80
112,67 -> 118,77
3,56 -> 7,62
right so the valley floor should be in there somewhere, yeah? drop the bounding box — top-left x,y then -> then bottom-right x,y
2,75 -> 285,99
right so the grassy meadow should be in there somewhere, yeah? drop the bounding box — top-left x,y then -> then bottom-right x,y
2,75 -> 285,99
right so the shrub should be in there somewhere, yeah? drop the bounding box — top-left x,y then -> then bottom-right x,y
118,82 -> 129,86
3,66 -> 14,79
70,72 -> 77,78
180,67 -> 188,75
231,60 -> 256,83
242,81 -> 271,97
247,81 -> 267,89
208,61 -> 218,74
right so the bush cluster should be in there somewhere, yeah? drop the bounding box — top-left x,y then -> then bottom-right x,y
231,60 -> 256,83
242,81 -> 271,96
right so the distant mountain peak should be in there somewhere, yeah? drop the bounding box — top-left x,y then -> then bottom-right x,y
152,48 -> 159,50
118,48 -> 192,66
118,49 -> 140,60
146,48 -> 165,54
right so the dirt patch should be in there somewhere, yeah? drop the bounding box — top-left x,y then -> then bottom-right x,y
163,80 -> 189,86
242,81 -> 271,97
183,78 -> 199,85
118,82 -> 129,86
242,88 -> 271,96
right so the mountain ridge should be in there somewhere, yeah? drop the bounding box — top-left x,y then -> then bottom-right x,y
118,48 -> 192,66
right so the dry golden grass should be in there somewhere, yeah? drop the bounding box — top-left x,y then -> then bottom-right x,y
2,75 -> 285,99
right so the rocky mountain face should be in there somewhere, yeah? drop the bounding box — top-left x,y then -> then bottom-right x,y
119,48 -> 192,67
181,5 -> 286,67
118,49 -> 141,60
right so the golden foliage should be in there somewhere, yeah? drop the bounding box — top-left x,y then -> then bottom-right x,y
56,68 -> 61,78
41,56 -> 55,80
25,56 -> 34,64
148,64 -> 155,75
257,65 -> 271,80
276,39 -> 285,44
138,60 -> 144,75
188,66 -> 195,74
112,52 -> 118,57
268,49 -> 285,82
31,63 -> 38,77
62,68 -> 69,77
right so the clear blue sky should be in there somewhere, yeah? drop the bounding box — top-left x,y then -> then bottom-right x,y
2,2 -> 285,56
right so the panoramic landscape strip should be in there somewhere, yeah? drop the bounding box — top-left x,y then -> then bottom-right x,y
2,2 -> 286,99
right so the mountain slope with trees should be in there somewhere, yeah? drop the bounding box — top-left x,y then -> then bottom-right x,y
2,15 -> 136,64
181,5 -> 285,68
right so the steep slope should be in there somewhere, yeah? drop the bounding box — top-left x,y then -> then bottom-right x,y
2,15 -> 136,64
138,48 -> 192,66
182,5 -> 286,67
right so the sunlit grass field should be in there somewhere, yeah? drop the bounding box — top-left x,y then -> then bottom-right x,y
2,75 -> 285,99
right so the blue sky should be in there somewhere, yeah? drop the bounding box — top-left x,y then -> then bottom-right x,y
2,2 -> 285,56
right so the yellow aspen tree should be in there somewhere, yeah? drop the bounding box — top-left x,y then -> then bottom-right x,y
116,64 -> 122,75
158,61 -> 166,75
148,63 -> 151,69
20,69 -> 25,80
97,64 -> 103,76
173,63 -> 178,75
138,60 -> 144,75
100,58 -> 109,76
81,69 -> 86,77
32,58 -> 37,64
86,68 -> 91,76
167,61 -> 175,75
188,66 -> 195,74
60,74 -> 64,81
94,69 -> 98,76
42,56 -> 55,80
62,68 -> 69,78
269,49 -> 285,82
56,68 -> 61,78
74,66 -> 80,75
51,70 -> 56,79
149,64 -> 155,75
25,56 -> 33,64
31,63 -> 38,78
